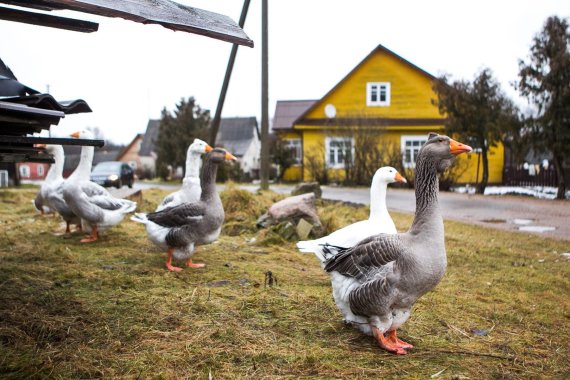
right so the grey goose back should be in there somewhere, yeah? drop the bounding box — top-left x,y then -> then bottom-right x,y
131,148 -> 237,272
320,133 -> 472,355
62,130 -> 137,243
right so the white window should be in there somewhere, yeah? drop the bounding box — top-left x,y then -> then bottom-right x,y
284,139 -> 302,165
37,165 -> 45,177
367,82 -> 391,106
326,137 -> 353,168
401,135 -> 428,168
19,165 -> 30,178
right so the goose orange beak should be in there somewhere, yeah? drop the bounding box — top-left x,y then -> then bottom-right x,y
34,144 -> 46,148
394,172 -> 407,183
449,139 -> 472,155
205,144 -> 213,153
70,131 -> 81,138
224,151 -> 237,161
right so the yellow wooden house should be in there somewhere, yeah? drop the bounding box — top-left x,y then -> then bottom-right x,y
273,44 -> 504,184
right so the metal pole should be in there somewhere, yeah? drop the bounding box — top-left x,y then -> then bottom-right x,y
260,0 -> 269,190
209,0 -> 251,146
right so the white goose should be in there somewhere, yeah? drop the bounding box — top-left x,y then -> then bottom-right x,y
62,130 -> 137,243
39,144 -> 81,233
155,138 -> 213,211
296,166 -> 406,254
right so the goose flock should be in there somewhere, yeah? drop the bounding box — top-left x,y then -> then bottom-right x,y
32,131 -> 471,355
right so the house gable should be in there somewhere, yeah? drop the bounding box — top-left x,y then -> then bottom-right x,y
296,44 -> 444,126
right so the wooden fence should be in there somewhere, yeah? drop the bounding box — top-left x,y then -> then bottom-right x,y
503,166 -> 568,187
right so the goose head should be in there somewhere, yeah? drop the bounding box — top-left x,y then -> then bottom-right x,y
208,148 -> 237,164
421,133 -> 472,172
374,166 -> 407,185
188,138 -> 213,155
70,129 -> 94,140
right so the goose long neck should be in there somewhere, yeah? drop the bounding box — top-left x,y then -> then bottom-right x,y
369,178 -> 388,220
199,157 -> 219,201
46,148 -> 64,182
185,152 -> 201,180
410,154 -> 442,234
70,145 -> 94,180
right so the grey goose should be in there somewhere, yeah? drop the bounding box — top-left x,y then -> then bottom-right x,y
319,133 -> 472,355
132,148 -> 236,272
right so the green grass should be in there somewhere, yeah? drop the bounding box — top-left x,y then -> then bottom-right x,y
0,187 -> 569,379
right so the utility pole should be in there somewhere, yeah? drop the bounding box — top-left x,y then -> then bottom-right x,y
260,0 -> 269,190
209,0 -> 251,146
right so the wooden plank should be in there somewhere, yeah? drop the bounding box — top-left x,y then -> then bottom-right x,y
0,135 -> 105,147
0,5 -> 98,32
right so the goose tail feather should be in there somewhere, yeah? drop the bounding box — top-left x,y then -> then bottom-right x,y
130,212 -> 148,224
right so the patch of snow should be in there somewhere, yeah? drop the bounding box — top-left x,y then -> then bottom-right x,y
518,226 -> 556,233
561,253 -> 570,260
512,219 -> 533,225
452,186 -> 570,200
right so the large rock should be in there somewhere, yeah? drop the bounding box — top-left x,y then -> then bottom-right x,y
256,193 -> 322,239
291,182 -> 322,199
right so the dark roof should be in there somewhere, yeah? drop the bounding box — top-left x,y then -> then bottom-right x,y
0,57 -> 98,163
272,100 -> 317,131
139,119 -> 160,156
5,0 -> 253,47
295,44 -> 437,125
216,117 -> 258,157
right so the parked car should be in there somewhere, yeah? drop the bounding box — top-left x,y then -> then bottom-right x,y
90,161 -> 135,188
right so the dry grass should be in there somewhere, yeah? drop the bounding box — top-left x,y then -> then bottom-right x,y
0,187 -> 569,379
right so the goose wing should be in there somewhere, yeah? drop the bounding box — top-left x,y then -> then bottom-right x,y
47,183 -> 76,219
323,233 -> 405,280
159,194 -> 176,209
146,202 -> 206,227
80,181 -> 111,197
78,181 -> 126,211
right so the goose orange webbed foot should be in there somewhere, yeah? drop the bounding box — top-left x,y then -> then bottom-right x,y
372,327 -> 407,355
186,259 -> 205,269
80,236 -> 98,243
80,225 -> 98,243
386,330 -> 414,350
165,248 -> 184,272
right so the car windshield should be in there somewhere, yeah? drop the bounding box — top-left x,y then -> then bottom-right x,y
92,162 -> 122,174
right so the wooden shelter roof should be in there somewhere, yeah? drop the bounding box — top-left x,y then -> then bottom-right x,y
0,0 -> 253,47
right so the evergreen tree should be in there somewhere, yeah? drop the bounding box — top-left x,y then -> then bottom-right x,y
155,97 -> 210,180
517,16 -> 570,199
433,69 -> 519,194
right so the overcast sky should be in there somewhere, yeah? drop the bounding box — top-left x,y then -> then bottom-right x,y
1,1 -> 569,144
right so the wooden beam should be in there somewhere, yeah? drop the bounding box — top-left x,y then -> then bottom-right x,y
0,135 -> 105,147
0,5 -> 98,32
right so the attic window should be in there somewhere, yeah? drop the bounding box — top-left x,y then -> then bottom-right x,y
367,82 -> 390,106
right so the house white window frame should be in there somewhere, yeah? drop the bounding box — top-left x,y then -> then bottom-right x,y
19,164 -> 30,178
37,164 -> 45,177
325,136 -> 354,169
401,135 -> 428,168
366,82 -> 391,106
284,138 -> 302,165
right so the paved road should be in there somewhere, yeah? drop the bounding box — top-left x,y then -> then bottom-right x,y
134,182 -> 570,241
